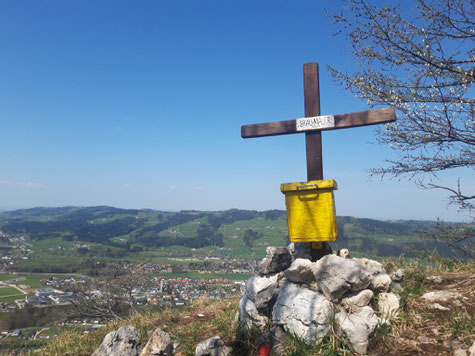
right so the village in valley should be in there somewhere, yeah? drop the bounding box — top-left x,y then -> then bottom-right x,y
0,212 -> 265,346
0,261 -> 254,342
0,206 -> 465,351
0,206 -> 439,348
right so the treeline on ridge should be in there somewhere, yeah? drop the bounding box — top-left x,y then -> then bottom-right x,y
0,207 -> 286,249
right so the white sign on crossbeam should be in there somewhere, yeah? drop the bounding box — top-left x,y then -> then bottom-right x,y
296,115 -> 335,132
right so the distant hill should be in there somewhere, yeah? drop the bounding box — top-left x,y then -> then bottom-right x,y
0,206 -> 468,262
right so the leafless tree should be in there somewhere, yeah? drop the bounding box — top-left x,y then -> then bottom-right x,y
327,0 -> 474,256
328,0 -> 474,208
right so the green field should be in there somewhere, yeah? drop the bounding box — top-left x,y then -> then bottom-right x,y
157,217 -> 208,238
0,206 -> 461,275
0,286 -> 25,303
0,286 -> 23,296
0,273 -> 79,288
218,217 -> 287,257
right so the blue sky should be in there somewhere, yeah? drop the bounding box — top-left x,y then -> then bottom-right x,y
0,0 -> 471,221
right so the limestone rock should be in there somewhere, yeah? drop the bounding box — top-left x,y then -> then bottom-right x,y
371,273 -> 392,292
195,336 -> 231,356
258,247 -> 292,275
139,328 -> 173,356
453,299 -> 463,307
468,340 -> 475,356
92,325 -> 141,356
341,289 -> 374,309
353,258 -> 386,276
290,242 -> 312,260
336,306 -> 379,355
287,243 -> 297,262
421,291 -> 463,303
272,281 -> 334,343
426,275 -> 443,283
313,254 -> 372,302
378,292 -> 400,319
245,273 -> 282,313
283,258 -> 315,285
337,249 -> 350,259
353,258 -> 390,292
390,268 -> 405,282
239,295 -> 268,330
390,282 -> 403,294
453,348 -> 467,356
427,302 -> 450,311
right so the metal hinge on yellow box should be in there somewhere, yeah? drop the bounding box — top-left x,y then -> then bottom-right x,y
280,179 -> 338,243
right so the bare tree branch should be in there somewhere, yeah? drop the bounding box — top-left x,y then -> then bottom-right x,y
328,0 -> 474,214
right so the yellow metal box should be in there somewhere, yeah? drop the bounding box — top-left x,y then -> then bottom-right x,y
280,179 -> 338,243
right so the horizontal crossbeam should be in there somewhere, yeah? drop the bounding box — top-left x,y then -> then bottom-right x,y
241,107 -> 396,138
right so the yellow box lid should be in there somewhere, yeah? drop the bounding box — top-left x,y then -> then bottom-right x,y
280,179 -> 338,193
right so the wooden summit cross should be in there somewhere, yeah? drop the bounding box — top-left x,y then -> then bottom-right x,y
241,62 -> 396,256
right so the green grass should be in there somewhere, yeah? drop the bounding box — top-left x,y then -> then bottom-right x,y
0,286 -> 24,297
0,273 -> 79,288
218,217 -> 288,257
157,217 -> 208,238
30,237 -> 74,250
26,298 -> 239,356
0,294 -> 28,303
445,311 -> 475,344
87,213 -> 136,224
30,237 -> 125,254
16,252 -> 85,268
0,273 -> 22,281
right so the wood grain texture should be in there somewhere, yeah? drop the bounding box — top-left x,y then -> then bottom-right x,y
303,62 -> 323,181
241,107 -> 396,138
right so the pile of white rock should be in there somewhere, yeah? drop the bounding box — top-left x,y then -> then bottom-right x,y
240,245 -> 403,355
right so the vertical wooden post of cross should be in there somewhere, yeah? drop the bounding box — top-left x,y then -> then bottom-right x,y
304,62 -> 323,181
303,63 -> 330,260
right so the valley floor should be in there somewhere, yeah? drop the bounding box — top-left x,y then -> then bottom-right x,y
3,258 -> 472,356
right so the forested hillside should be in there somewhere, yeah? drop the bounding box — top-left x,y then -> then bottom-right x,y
0,206 -> 468,266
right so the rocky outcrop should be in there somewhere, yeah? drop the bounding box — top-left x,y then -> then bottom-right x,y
313,254 -> 372,302
371,273 -> 392,292
194,336 -> 231,356
92,325 -> 141,356
89,247 -> 408,356
245,273 -> 282,313
336,307 -> 379,355
341,289 -> 374,309
421,290 -> 463,304
337,248 -> 350,259
426,275 -> 443,283
469,340 -> 475,356
257,247 -> 292,275
283,258 -> 315,285
239,295 -> 269,330
272,280 -> 334,343
378,292 -> 400,319
239,246 -> 402,355
139,328 -> 173,356
390,268 -> 405,282
354,257 -> 391,292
